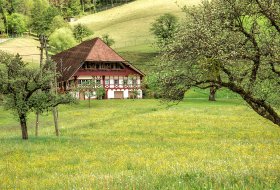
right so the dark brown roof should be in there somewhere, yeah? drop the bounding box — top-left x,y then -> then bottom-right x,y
52,37 -> 144,82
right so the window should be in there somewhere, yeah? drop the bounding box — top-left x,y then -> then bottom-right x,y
123,79 -> 128,85
79,79 -> 90,85
96,79 -> 101,85
132,79 -> 137,85
105,63 -> 111,69
105,79 -> 110,85
96,63 -> 100,69
114,79 -> 119,85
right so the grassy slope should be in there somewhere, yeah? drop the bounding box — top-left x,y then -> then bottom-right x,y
73,0 -> 197,50
0,36 -> 40,64
0,98 -> 279,189
73,0 -> 201,72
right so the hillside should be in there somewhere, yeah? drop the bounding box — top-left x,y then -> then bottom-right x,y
0,0 -> 200,67
0,37 -> 40,64
73,0 -> 199,51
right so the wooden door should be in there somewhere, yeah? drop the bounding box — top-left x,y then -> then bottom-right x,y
114,91 -> 124,99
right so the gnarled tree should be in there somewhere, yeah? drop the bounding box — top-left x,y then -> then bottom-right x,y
157,0 -> 280,126
0,51 -> 75,139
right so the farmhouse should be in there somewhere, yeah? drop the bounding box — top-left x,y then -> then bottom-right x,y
52,37 -> 144,99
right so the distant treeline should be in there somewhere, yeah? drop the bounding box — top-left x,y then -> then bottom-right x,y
0,0 -> 134,36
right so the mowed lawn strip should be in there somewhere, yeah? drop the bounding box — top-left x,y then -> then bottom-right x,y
0,98 -> 279,189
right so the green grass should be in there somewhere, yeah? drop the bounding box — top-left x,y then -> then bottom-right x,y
73,0 -> 197,50
0,98 -> 279,189
0,36 -> 40,64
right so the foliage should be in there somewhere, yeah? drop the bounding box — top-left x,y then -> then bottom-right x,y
30,0 -> 59,35
49,27 -> 77,53
101,33 -> 115,46
7,13 -> 27,35
150,13 -> 178,48
64,0 -> 81,17
49,15 -> 70,34
157,0 -> 280,126
96,87 -> 105,100
0,18 -> 5,33
0,99 -> 280,188
73,23 -> 92,42
12,0 -> 34,16
0,51 -> 75,139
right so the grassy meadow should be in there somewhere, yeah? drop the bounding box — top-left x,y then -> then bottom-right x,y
0,36 -> 40,64
0,92 -> 279,189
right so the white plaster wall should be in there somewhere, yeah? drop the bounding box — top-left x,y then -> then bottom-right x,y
107,89 -> 130,99
124,90 -> 129,99
107,89 -> 115,99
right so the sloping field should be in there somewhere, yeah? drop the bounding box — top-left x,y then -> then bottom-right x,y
73,0 -> 201,51
0,37 -> 40,64
0,99 -> 279,189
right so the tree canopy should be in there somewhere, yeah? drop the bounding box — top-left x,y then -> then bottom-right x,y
0,51 -> 75,139
157,0 -> 280,127
150,13 -> 178,48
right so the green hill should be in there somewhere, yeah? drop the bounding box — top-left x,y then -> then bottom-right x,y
73,0 -> 199,51
0,0 -> 200,67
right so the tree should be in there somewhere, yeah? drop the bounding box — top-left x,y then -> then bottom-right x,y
12,0 -> 34,16
49,15 -> 70,34
7,13 -> 27,35
30,0 -> 59,35
73,23 -> 92,42
102,34 -> 115,46
150,13 -> 178,48
0,51 -> 74,139
49,27 -> 77,53
0,19 -> 5,34
157,0 -> 280,127
65,0 -> 81,17
78,78 -> 96,108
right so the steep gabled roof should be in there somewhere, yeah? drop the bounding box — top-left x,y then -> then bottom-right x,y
52,37 -> 143,82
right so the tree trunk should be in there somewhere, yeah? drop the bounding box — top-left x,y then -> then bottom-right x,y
35,112 -> 39,136
52,107 -> 59,136
88,94 -> 91,108
209,86 -> 217,101
222,82 -> 280,127
243,97 -> 280,127
19,114 -> 28,140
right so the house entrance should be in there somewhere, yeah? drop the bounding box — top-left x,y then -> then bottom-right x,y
114,91 -> 124,99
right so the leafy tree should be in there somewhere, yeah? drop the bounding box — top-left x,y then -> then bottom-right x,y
102,34 -> 115,46
49,27 -> 77,53
0,51 -> 74,139
73,23 -> 92,42
65,0 -> 81,17
7,13 -> 27,35
49,15 -> 70,34
78,79 -> 96,108
157,0 -> 280,126
0,19 -> 5,34
150,13 -> 178,48
12,0 -> 34,16
96,87 -> 105,100
30,0 -> 59,35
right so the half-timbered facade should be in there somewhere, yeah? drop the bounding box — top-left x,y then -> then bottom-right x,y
52,38 -> 144,99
